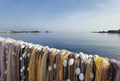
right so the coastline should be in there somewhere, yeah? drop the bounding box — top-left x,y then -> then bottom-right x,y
0,30 -> 50,34
92,29 -> 120,34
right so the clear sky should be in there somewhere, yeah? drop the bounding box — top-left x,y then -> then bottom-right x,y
0,0 -> 120,32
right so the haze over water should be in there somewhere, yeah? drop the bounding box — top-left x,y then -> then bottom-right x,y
0,32 -> 120,60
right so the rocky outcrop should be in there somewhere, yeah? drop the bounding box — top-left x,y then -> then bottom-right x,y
92,29 -> 120,34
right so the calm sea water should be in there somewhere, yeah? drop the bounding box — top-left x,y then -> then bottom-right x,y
0,32 -> 120,60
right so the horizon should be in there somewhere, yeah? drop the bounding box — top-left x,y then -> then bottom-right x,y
0,0 -> 120,32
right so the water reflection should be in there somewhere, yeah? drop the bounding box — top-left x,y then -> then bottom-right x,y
0,32 -> 120,60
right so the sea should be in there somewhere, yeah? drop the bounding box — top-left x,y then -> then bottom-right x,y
0,31 -> 120,60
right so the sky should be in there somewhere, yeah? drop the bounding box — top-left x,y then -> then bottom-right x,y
0,0 -> 120,32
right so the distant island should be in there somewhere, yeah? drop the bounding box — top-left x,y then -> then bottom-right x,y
10,30 -> 40,33
92,29 -> 120,34
0,30 -> 50,34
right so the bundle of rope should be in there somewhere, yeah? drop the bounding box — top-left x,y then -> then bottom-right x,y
0,37 -> 120,81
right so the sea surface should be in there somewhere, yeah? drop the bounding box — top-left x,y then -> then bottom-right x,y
0,31 -> 120,60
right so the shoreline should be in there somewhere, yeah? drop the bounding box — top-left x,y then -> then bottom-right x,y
0,30 -> 50,34
92,29 -> 120,34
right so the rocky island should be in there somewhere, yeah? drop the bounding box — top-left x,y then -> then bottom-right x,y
92,29 -> 120,34
10,30 -> 40,33
0,30 -> 50,34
